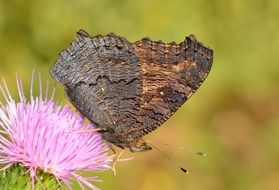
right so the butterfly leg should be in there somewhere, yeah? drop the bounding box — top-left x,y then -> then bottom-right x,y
112,149 -> 124,176
67,128 -> 104,134
107,142 -> 117,154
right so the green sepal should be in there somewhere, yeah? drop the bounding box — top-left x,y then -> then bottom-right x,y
0,164 -> 66,190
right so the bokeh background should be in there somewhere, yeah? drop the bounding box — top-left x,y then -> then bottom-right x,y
0,0 -> 279,189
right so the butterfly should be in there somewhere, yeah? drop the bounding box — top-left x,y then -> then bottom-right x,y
50,30 -> 213,152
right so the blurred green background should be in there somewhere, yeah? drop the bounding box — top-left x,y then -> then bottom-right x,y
0,0 -> 279,189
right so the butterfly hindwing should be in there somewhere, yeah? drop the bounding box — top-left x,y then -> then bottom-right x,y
124,36 -> 213,139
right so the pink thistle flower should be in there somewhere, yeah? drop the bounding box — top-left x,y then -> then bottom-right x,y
0,73 -> 112,190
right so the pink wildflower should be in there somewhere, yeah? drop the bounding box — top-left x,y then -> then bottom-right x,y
0,73 -> 112,190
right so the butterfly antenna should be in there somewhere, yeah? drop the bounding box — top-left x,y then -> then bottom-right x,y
147,140 -> 206,157
150,144 -> 189,174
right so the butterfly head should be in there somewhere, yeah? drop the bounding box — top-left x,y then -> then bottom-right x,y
129,138 -> 152,152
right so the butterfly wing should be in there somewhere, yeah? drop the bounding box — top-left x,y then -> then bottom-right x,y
51,31 -> 213,148
122,36 -> 213,140
50,30 -> 143,142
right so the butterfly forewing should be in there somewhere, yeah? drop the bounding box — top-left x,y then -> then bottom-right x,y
51,31 -> 143,141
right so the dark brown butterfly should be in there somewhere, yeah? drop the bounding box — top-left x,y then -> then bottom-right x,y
50,30 -> 213,152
